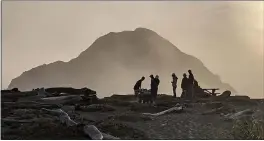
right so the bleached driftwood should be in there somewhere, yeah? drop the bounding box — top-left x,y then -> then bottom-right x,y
142,106 -> 183,116
41,108 -> 110,140
202,106 -> 225,115
76,104 -> 116,112
203,102 -> 223,109
41,108 -> 77,127
2,101 -> 61,109
225,109 -> 254,120
83,125 -> 103,140
38,95 -> 82,105
16,88 -> 72,102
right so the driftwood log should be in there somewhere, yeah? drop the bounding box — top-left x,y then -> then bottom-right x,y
2,101 -> 61,109
224,109 -> 254,120
1,88 -> 20,93
83,125 -> 103,140
41,108 -> 118,140
75,104 -> 116,112
38,95 -> 82,105
45,87 -> 96,96
41,108 -> 78,126
1,91 -> 38,99
142,105 -> 183,116
1,88 -> 51,102
202,106 -> 226,115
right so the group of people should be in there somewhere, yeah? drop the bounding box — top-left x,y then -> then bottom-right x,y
173,70 -> 197,99
133,74 -> 160,99
133,70 -> 197,100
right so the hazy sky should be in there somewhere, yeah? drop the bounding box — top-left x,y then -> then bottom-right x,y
1,1 -> 263,98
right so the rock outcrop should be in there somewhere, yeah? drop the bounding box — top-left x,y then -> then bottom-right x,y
8,28 -> 236,97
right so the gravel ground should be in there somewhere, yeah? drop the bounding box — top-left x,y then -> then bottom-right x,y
1,96 -> 263,140
103,103 -> 234,140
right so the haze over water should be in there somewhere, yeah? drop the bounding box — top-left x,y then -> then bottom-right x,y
1,1 -> 263,98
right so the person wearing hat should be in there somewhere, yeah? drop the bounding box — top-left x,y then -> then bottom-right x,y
171,73 -> 178,98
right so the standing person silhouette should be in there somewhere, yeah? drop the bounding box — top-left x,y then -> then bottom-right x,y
187,70 -> 195,100
150,74 -> 160,103
171,73 -> 178,98
150,74 -> 155,98
181,73 -> 188,98
154,75 -> 160,98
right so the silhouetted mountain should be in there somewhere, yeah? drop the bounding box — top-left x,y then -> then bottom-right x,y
8,28 -> 236,97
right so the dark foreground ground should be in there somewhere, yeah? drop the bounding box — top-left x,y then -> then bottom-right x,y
2,94 -> 264,140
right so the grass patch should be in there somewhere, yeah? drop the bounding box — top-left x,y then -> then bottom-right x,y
232,119 -> 264,139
